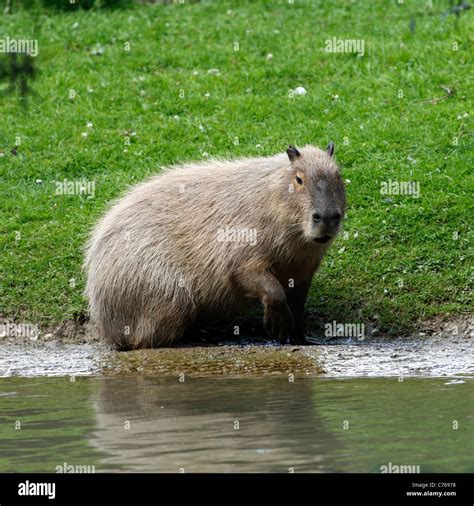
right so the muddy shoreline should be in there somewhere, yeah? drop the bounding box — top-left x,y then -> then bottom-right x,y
2,313 -> 472,346
0,315 -> 471,378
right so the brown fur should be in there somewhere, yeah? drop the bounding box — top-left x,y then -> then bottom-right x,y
84,144 -> 346,349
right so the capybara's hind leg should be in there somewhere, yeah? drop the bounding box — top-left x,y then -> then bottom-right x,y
132,312 -> 189,349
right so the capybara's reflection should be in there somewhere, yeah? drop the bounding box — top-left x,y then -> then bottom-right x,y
91,377 -> 341,472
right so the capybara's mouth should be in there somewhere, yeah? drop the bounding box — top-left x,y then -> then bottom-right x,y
313,235 -> 333,244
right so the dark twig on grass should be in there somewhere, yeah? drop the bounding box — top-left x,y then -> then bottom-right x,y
418,86 -> 455,104
445,0 -> 471,18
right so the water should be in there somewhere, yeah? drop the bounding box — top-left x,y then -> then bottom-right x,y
1,376 -> 473,473
1,337 -> 472,472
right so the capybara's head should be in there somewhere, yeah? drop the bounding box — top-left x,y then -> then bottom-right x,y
286,143 -> 346,244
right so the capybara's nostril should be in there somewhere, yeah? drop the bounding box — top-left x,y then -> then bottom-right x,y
313,213 -> 322,223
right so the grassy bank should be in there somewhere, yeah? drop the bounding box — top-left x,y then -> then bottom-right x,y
0,0 -> 472,336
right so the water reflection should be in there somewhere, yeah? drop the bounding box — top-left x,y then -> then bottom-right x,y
93,377 -> 340,472
0,377 -> 473,473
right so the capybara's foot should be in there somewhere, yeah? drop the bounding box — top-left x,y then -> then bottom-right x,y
264,302 -> 294,345
289,334 -> 311,346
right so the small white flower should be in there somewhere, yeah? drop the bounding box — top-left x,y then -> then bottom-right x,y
87,122 -> 93,128
90,44 -> 104,56
204,92 -> 210,98
345,178 -> 351,184
207,68 -> 220,75
192,70 -> 199,76
138,76 -> 145,82
294,86 -> 307,96
81,132 -> 88,138
72,22 -> 79,29
266,53 -> 273,60
202,152 -> 209,157
35,179 -> 42,184
256,144 -> 262,149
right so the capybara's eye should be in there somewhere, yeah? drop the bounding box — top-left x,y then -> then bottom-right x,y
295,176 -> 303,185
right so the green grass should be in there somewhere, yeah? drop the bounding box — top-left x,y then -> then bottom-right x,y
0,0 -> 472,336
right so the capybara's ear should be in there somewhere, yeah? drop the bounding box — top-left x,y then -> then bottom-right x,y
287,145 -> 301,162
327,141 -> 335,157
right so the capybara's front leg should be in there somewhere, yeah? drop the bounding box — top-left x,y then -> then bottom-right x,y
286,280 -> 312,345
232,268 -> 294,344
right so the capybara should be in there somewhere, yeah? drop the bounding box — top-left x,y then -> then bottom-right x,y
84,143 -> 346,349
